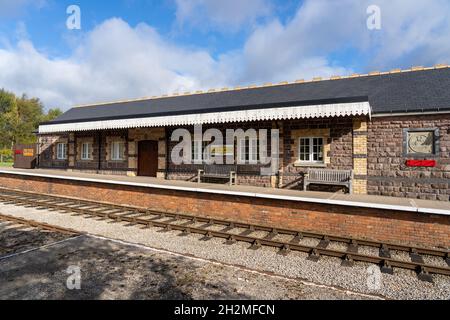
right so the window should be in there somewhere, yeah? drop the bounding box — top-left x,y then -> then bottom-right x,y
238,137 -> 258,164
56,143 -> 67,160
111,141 -> 125,161
192,140 -> 210,163
299,137 -> 324,163
81,142 -> 92,160
404,128 -> 439,157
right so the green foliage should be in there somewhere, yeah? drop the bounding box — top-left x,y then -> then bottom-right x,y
0,89 -> 62,150
0,148 -> 13,163
42,108 -> 63,122
0,148 -> 12,157
0,89 -> 18,148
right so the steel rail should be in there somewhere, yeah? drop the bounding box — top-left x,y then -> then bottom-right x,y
0,187 -> 447,257
0,213 -> 80,235
0,187 -> 449,280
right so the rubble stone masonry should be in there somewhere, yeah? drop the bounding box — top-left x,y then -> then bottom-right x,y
367,114 -> 450,201
37,114 -> 450,200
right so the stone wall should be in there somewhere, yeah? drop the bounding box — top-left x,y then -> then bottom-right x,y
166,122 -> 274,186
38,134 -> 69,169
72,130 -> 129,173
367,114 -> 450,201
128,127 -> 166,177
37,113 -> 450,200
39,117 -> 359,191
280,117 -> 354,191
39,130 -> 130,174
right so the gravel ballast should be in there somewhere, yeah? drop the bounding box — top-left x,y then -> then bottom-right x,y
0,202 -> 448,300
0,219 -> 73,258
0,235 -> 376,299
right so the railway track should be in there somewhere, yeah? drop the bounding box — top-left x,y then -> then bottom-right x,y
0,187 -> 449,282
0,213 -> 80,235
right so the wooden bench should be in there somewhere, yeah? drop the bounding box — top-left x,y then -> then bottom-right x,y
303,168 -> 353,194
198,165 -> 237,186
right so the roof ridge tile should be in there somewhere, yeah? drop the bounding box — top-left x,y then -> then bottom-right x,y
72,63 -> 449,109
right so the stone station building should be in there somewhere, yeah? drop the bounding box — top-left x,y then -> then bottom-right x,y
37,66 -> 450,201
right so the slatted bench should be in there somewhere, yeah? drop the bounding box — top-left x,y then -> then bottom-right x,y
303,168 -> 353,194
198,165 -> 237,186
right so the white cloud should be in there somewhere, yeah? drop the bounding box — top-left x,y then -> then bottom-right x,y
229,0 -> 450,83
0,18 -> 230,109
0,0 -> 449,111
174,0 -> 272,32
364,0 -> 450,68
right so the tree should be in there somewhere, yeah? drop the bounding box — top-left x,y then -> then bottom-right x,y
0,89 -> 19,149
0,148 -> 12,163
0,88 -> 63,155
42,108 -> 63,123
15,95 -> 44,144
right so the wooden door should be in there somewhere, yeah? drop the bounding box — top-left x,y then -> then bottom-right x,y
138,140 -> 158,177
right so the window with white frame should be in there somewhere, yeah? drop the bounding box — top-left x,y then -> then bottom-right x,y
56,143 -> 67,160
81,142 -> 92,160
238,137 -> 258,164
111,141 -> 125,161
298,137 -> 324,163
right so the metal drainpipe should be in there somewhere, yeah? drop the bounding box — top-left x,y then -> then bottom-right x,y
97,131 -> 102,172
275,120 -> 282,188
36,135 -> 40,168
165,127 -> 169,179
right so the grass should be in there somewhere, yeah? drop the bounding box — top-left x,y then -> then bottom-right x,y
0,162 -> 13,167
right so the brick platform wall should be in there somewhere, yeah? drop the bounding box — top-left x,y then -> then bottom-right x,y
0,173 -> 448,248
367,115 -> 450,201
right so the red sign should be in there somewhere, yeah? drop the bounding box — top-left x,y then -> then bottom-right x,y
406,160 -> 436,167
14,150 -> 23,155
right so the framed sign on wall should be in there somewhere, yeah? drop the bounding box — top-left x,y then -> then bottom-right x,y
403,128 -> 439,158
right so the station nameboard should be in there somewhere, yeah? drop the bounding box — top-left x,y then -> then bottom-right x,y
13,144 -> 37,169
23,149 -> 35,157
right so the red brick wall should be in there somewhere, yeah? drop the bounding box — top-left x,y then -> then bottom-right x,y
0,173 -> 448,248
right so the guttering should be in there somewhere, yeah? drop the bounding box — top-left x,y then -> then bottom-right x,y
372,108 -> 450,118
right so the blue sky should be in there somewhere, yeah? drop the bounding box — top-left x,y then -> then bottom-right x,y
0,0 -> 449,110
0,0 -> 299,59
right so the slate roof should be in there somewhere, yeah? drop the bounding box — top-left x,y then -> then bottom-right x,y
45,67 -> 450,125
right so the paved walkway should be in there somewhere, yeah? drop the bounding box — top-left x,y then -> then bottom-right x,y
0,167 -> 449,215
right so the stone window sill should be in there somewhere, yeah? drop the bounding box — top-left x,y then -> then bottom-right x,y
293,162 -> 327,168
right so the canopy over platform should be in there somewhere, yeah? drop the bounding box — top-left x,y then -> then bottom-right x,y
38,101 -> 371,133
38,66 -> 450,134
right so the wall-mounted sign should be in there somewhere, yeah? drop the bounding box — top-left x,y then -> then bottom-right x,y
13,144 -> 37,169
408,131 -> 434,154
23,149 -> 35,157
405,160 -> 436,167
210,145 -> 234,156
403,128 -> 439,157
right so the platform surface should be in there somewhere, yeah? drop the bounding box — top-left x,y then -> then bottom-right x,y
0,167 -> 449,215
